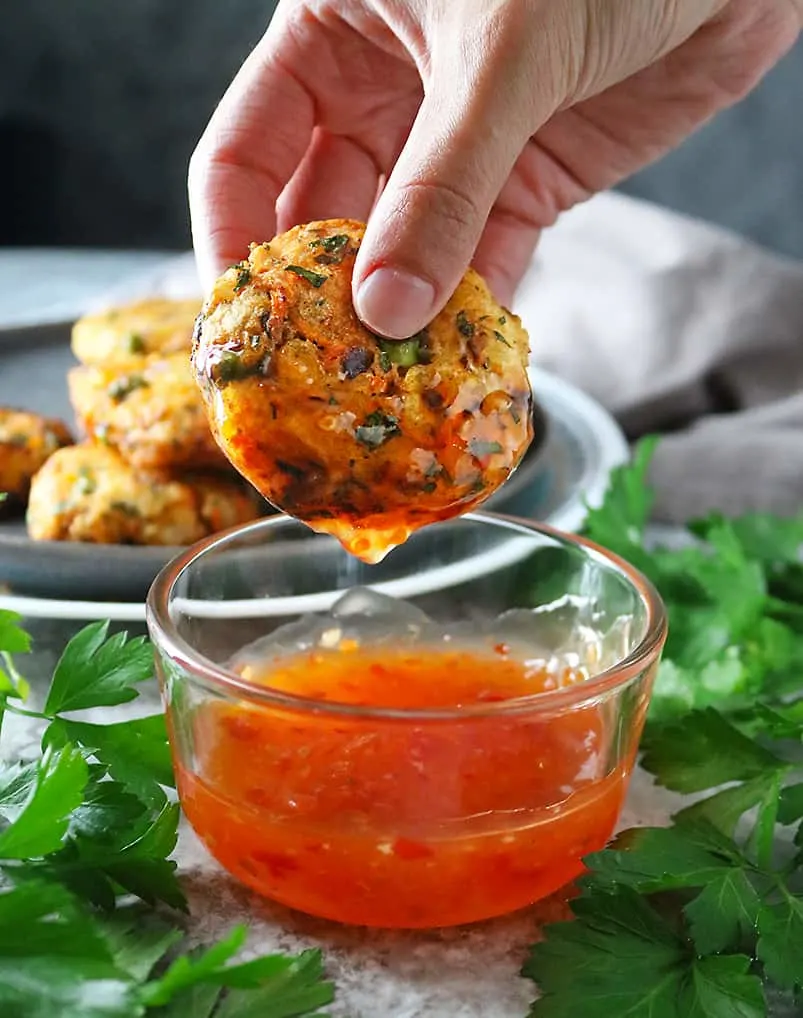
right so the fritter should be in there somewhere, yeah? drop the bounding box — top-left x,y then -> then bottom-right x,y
26,443 -> 261,545
0,407 -> 73,508
69,352 -> 227,472
192,219 -> 533,563
71,298 -> 200,368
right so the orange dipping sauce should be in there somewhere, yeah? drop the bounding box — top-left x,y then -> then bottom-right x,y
176,646 -> 632,928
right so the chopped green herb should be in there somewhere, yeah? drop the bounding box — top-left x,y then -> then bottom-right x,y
310,234 -> 350,264
377,337 -> 421,368
126,333 -> 146,354
355,411 -> 401,449
422,481 -> 437,494
378,350 -> 392,372
106,374 -> 149,403
211,350 -> 267,386
498,315 -> 506,325
456,311 -> 475,337
494,330 -> 512,347
320,234 -> 348,253
75,468 -> 96,497
470,439 -> 503,458
233,266 -> 251,292
286,265 -> 327,287
110,501 -> 141,518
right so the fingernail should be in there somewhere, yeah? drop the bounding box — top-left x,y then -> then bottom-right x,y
355,267 -> 436,339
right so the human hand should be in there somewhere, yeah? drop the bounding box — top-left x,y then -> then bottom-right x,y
189,0 -> 801,338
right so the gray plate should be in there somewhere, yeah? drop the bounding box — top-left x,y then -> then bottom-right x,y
2,322 -> 621,604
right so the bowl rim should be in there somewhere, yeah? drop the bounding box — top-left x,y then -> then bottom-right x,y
145,512 -> 668,720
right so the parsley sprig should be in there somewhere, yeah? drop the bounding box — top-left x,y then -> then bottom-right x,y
525,438 -> 803,1018
0,616 -> 333,1018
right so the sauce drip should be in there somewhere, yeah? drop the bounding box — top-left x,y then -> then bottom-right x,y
176,647 -> 635,928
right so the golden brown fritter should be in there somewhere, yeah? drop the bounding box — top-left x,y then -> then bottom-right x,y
0,407 -> 73,508
192,219 -> 533,562
69,352 -> 227,472
71,298 -> 201,368
26,443 -> 261,545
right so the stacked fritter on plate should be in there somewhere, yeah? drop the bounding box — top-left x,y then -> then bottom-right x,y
15,298 -> 263,546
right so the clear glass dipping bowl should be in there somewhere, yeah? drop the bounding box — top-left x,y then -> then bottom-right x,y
146,512 -> 666,929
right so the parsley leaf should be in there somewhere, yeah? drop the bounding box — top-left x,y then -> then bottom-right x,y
582,435 -> 659,564
0,883 -> 136,1018
526,437 -> 803,1016
142,929 -> 334,1016
756,896 -> 803,991
45,713 -> 174,807
583,821 -> 746,895
285,265 -> 327,287
524,888 -> 765,1018
685,869 -> 762,955
0,745 -> 88,859
44,622 -> 154,714
640,708 -> 787,793
0,610 -> 30,655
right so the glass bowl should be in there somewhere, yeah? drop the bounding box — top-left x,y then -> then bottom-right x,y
146,512 -> 666,929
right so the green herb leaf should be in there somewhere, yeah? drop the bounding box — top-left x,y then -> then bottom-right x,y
640,708 -> 787,793
456,311 -> 474,338
214,949 -> 334,1018
469,439 -> 503,459
355,411 -> 401,449
285,265 -> 327,288
234,266 -> 251,291
45,714 -> 174,807
143,932 -> 334,1017
756,896 -> 803,991
107,373 -> 150,403
676,772 -> 784,837
685,870 -> 762,955
311,234 -> 349,264
377,337 -> 421,367
0,746 -> 88,859
44,622 -> 154,715
583,821 -> 745,896
0,610 -> 31,655
96,909 -> 183,982
778,783 -> 803,826
141,926 -> 248,1005
525,887 -> 765,1018
0,884 -> 137,1018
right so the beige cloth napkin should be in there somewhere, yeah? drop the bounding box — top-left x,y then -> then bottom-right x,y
514,192 -> 803,523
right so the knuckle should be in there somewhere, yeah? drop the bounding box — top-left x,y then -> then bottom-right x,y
402,178 -> 484,235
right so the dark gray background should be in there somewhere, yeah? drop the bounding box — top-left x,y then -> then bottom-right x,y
2,2 -> 801,259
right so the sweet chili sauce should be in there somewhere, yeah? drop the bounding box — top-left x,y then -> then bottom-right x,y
175,646 -> 639,928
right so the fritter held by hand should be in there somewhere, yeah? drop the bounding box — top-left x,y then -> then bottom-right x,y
192,219 -> 533,563
0,407 -> 73,509
69,352 -> 227,472
71,298 -> 201,368
26,443 -> 261,545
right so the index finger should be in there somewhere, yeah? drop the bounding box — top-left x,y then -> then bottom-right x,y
188,10 -> 315,289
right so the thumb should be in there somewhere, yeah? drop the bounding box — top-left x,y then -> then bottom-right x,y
352,51 -> 546,338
